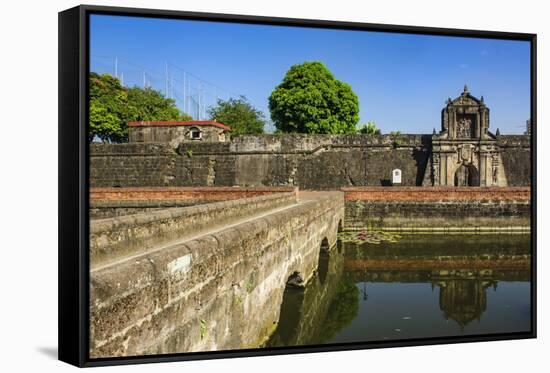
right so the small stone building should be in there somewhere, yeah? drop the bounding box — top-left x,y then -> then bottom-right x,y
128,120 -> 231,146
428,86 -> 507,186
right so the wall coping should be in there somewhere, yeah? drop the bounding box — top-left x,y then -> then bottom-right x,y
341,187 -> 530,192
91,187 -> 298,202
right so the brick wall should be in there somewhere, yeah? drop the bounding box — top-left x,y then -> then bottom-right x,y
90,186 -> 297,201
343,187 -> 531,230
342,186 -> 531,201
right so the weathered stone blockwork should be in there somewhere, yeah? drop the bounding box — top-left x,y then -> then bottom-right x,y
90,135 -> 431,188
90,192 -> 344,357
90,134 -> 529,189
497,135 -> 531,186
90,143 -> 177,187
90,200 -> 203,219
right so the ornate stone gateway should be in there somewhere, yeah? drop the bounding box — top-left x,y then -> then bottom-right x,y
428,86 -> 507,186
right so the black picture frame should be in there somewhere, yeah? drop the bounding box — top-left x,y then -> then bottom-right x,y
58,4 -> 537,367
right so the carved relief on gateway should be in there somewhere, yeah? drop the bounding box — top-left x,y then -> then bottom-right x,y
492,153 -> 500,184
456,116 -> 474,138
458,144 -> 474,164
432,153 -> 440,185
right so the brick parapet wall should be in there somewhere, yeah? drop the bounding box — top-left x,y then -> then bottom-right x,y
90,186 -> 297,202
342,187 -> 531,230
341,187 -> 530,201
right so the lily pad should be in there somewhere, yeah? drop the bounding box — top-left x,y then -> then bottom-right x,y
338,230 -> 401,245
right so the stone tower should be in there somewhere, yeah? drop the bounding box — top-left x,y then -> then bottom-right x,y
428,86 -> 507,186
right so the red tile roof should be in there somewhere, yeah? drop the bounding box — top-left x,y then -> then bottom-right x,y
128,120 -> 231,131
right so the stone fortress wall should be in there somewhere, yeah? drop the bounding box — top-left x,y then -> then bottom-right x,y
90,133 -> 530,189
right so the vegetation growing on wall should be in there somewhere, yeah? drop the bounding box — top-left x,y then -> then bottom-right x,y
89,72 -> 191,143
390,130 -> 402,148
208,96 -> 265,135
357,121 -> 381,135
269,62 -> 360,134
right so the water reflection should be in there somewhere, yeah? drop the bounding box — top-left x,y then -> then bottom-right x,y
437,277 -> 495,329
266,234 -> 531,347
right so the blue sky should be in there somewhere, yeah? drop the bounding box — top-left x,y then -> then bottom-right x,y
90,14 -> 531,134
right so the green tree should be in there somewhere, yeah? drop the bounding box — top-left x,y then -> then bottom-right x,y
357,121 -> 381,135
126,87 -> 184,122
89,72 -> 190,143
89,72 -> 130,142
89,103 -> 124,142
268,61 -> 359,134
208,96 -> 265,135
180,112 -> 193,121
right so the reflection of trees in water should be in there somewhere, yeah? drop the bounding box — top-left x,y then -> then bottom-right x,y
316,282 -> 359,343
266,250 -> 359,347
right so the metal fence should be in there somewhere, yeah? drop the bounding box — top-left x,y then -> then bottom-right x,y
91,55 -> 260,121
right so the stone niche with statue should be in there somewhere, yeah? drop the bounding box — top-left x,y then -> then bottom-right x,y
427,86 -> 508,187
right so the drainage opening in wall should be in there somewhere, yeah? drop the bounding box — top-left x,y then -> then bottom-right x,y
286,271 -> 304,288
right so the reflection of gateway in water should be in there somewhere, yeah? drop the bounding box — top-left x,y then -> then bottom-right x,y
267,242 -> 530,347
350,269 -> 517,329
431,270 -> 497,329
347,265 -> 528,329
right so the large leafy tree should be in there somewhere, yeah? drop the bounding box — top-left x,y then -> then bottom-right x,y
126,87 -> 185,122
89,72 -> 190,142
89,72 -> 130,142
208,96 -> 265,135
269,62 -> 359,134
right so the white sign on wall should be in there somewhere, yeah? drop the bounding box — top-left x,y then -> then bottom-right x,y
392,169 -> 402,184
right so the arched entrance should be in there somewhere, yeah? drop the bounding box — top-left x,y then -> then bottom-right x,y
454,163 -> 479,186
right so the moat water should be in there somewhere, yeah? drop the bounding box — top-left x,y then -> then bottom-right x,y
266,234 -> 531,347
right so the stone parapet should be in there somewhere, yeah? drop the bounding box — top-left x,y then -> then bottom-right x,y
90,191 -> 298,269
